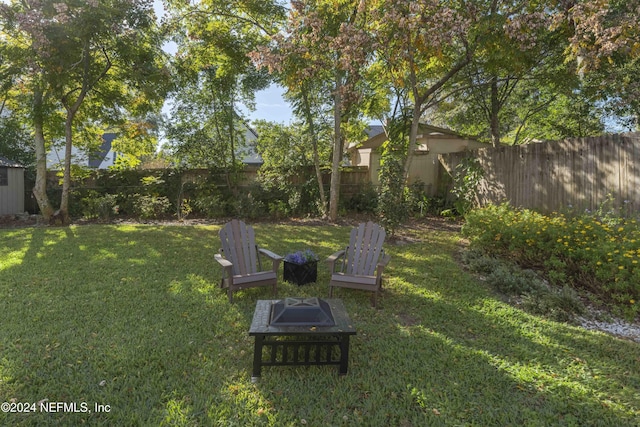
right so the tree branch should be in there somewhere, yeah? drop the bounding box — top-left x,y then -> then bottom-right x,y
178,8 -> 281,37
416,54 -> 473,112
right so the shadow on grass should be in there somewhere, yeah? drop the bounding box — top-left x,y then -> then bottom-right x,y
376,237 -> 640,425
0,224 -> 638,425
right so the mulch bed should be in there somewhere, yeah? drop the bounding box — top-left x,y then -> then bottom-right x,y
0,214 -> 41,228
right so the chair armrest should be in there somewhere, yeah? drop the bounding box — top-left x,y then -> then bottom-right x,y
258,248 -> 283,261
376,253 -> 391,278
326,249 -> 346,272
258,248 -> 283,273
214,253 -> 233,271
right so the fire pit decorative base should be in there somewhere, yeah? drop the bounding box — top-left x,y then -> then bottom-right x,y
249,299 -> 356,381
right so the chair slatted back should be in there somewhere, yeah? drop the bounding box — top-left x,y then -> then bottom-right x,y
219,220 -> 259,276
345,222 -> 386,276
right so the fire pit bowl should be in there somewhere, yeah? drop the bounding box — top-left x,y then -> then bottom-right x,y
270,297 -> 335,326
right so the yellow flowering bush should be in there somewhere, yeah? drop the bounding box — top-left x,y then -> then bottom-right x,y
462,203 -> 640,320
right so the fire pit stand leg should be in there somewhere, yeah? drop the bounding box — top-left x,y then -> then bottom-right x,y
251,334 -> 265,382
339,335 -> 350,375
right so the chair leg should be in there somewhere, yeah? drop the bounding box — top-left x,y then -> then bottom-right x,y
329,285 -> 334,298
228,287 -> 233,303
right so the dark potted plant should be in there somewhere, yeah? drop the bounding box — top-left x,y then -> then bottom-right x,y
283,249 -> 319,286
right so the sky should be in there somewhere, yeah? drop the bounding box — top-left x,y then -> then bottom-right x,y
161,74 -> 294,126
241,85 -> 294,125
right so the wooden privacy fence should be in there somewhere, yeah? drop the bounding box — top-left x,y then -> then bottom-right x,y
440,133 -> 640,215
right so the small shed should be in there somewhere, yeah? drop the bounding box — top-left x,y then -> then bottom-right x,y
0,156 -> 25,215
347,123 -> 487,196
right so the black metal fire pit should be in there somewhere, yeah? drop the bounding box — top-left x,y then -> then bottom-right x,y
270,297 -> 335,326
249,298 -> 356,381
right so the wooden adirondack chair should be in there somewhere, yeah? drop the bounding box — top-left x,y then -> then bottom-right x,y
215,220 -> 283,302
327,221 -> 391,307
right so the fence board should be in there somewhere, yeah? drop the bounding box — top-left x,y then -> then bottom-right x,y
441,133 -> 640,216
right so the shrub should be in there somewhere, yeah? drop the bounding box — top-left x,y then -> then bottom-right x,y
179,198 -> 192,220
81,192 -> 119,221
231,187 -> 268,219
296,176 -> 322,216
268,199 -> 290,219
451,156 -> 484,215
486,264 -> 538,295
193,193 -> 226,218
132,194 -> 171,220
463,203 -> 640,320
521,286 -> 585,323
256,163 -> 323,217
345,183 -> 378,213
461,249 -> 503,274
192,187 -> 228,217
405,180 -> 449,217
404,181 -> 426,216
377,154 -> 407,235
462,248 -> 586,322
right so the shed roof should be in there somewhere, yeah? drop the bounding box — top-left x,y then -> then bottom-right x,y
0,155 -> 24,168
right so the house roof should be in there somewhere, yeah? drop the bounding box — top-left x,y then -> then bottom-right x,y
365,125 -> 385,139
350,123 -> 476,151
0,155 -> 24,168
88,133 -> 117,168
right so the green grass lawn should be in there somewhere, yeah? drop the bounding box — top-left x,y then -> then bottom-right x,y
1,223 -> 638,426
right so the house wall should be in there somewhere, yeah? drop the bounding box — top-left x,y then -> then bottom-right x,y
0,167 -> 25,215
369,152 -> 381,187
352,148 -> 377,184
97,151 -> 117,169
366,150 -> 440,192
353,148 -> 372,168
419,137 -> 485,154
408,152 -> 440,195
358,135 -> 485,195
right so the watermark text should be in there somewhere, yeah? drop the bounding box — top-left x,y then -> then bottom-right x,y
1,401 -> 111,414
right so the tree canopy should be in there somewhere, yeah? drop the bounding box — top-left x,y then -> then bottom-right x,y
1,0 -> 170,222
2,0 -> 639,223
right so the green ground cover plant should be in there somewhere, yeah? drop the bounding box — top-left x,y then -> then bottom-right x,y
463,203 -> 640,321
1,223 -> 639,425
461,249 -> 587,323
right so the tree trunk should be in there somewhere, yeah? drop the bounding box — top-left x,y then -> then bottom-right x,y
59,113 -> 75,224
228,103 -> 238,197
328,76 -> 343,222
489,77 -> 501,147
60,87 -> 87,224
401,52 -> 472,182
58,40 -> 110,223
402,103 -> 422,185
301,88 -> 327,217
31,87 -> 54,220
